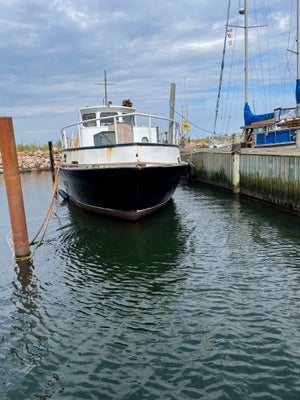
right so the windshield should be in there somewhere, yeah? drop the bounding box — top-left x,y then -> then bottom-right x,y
100,112 -> 118,125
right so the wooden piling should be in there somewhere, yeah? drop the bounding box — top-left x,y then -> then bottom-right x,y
232,133 -> 241,194
168,83 -> 176,143
48,141 -> 55,183
0,117 -> 32,261
296,129 -> 300,149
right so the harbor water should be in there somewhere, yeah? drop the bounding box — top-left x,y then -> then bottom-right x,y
1,172 -> 300,399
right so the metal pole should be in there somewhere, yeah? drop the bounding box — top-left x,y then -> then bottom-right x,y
297,0 -> 300,82
104,70 -> 108,106
297,0 -> 300,145
244,0 -> 249,105
0,117 -> 32,260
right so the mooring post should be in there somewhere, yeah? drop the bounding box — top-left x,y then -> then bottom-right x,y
168,82 -> 176,143
0,117 -> 32,261
48,141 -> 55,183
296,130 -> 300,149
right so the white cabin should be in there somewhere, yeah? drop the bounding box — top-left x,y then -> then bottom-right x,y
77,105 -> 160,147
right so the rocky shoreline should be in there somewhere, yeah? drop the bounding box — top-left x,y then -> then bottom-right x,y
0,148 -> 61,174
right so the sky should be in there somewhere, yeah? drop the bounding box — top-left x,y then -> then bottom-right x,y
0,0 -> 298,144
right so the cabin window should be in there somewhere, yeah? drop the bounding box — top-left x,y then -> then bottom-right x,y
122,114 -> 134,124
94,131 -> 116,146
100,112 -> 118,125
82,113 -> 96,127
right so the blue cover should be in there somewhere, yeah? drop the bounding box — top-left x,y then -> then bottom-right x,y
296,79 -> 300,104
244,102 -> 274,126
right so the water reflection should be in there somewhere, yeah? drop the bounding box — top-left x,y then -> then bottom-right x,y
0,260 -> 53,398
55,199 -> 188,275
185,182 -> 300,252
2,179 -> 300,399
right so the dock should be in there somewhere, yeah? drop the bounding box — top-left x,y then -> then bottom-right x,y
181,140 -> 300,214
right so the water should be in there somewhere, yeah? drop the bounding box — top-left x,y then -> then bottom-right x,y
1,172 -> 300,399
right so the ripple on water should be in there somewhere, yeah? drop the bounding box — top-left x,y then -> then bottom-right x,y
2,182 -> 300,399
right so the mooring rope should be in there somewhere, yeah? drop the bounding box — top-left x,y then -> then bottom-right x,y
29,163 -> 62,252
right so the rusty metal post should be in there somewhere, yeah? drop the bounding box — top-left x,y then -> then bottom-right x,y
0,117 -> 32,260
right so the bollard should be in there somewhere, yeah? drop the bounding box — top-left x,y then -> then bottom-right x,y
0,117 -> 32,261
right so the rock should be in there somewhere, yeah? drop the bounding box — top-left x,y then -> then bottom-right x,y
0,150 -> 61,174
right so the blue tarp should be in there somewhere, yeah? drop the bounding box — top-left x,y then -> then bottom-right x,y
244,102 -> 274,126
296,79 -> 300,104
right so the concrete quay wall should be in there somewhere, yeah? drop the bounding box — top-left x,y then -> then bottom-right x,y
181,146 -> 300,214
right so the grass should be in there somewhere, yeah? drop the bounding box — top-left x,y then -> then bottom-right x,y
16,140 -> 61,152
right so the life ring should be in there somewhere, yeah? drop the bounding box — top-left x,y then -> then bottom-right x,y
181,121 -> 190,133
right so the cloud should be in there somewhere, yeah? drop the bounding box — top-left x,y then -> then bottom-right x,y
0,0 -> 297,143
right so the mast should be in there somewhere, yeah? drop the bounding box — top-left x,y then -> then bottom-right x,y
244,0 -> 248,105
239,0 -> 248,105
296,0 -> 300,105
94,70 -> 116,105
104,70 -> 108,106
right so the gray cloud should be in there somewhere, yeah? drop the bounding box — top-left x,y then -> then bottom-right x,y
0,0 -> 297,143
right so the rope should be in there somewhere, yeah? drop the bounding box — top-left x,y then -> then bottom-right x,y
213,0 -> 232,135
29,163 -> 62,252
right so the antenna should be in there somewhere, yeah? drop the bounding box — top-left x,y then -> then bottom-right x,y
94,70 -> 116,105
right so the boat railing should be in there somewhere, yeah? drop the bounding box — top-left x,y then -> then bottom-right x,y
61,112 -> 180,149
274,107 -> 298,123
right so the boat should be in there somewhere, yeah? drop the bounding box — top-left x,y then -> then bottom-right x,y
239,0 -> 300,147
59,78 -> 187,220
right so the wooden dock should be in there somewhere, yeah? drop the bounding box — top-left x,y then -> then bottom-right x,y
181,142 -> 300,214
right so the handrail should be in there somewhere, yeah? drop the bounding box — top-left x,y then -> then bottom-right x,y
60,112 -> 178,133
60,112 -> 180,149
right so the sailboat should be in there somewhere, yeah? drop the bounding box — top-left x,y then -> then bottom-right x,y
241,0 -> 300,147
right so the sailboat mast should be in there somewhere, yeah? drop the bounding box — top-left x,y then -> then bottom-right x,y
297,0 -> 300,89
245,0 -> 248,105
239,0 -> 248,104
296,0 -> 300,106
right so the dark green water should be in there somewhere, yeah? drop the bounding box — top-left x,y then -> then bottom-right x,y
1,172 -> 300,399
